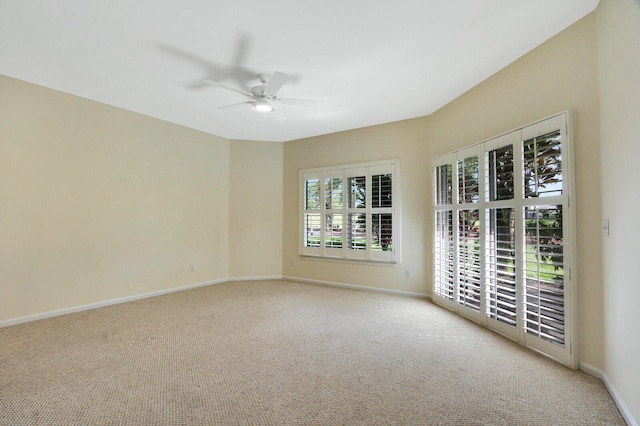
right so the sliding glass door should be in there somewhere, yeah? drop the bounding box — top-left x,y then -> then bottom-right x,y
432,112 -> 576,367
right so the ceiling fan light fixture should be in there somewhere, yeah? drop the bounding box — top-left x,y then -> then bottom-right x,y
252,100 -> 274,112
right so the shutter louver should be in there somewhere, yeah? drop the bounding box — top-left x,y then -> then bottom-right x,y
487,145 -> 514,201
524,205 -> 564,346
371,173 -> 393,252
304,214 -> 321,247
324,178 -> 343,249
458,209 -> 481,311
524,130 -> 562,199
458,156 -> 480,204
346,174 -> 367,259
434,209 -> 454,300
436,164 -> 453,206
434,163 -> 454,300
486,208 -> 517,325
347,213 -> 366,250
304,179 -> 321,248
348,176 -> 366,208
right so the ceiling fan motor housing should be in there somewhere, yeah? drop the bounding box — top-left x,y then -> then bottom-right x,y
252,82 -> 277,100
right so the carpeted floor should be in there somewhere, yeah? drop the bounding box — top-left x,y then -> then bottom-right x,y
0,280 -> 626,425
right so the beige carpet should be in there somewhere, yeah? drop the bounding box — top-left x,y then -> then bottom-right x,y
0,280 -> 625,425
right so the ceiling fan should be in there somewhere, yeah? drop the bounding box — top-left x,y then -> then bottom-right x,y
205,72 -> 320,114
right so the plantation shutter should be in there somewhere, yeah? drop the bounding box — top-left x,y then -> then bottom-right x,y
523,205 -> 564,345
458,208 -> 481,310
302,172 -> 322,256
483,132 -> 518,338
346,168 -> 367,260
300,160 -> 399,263
521,121 -> 566,347
455,147 -> 482,318
432,112 -> 576,368
485,207 -> 517,325
324,174 -> 344,257
370,164 -> 396,262
434,156 -> 454,301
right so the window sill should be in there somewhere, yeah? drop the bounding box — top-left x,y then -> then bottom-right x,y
299,254 -> 399,266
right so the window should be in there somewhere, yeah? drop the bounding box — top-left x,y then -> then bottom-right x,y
301,160 -> 399,262
433,112 -> 576,368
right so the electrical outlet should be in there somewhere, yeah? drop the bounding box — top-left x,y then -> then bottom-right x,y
190,265 -> 194,272
291,259 -> 297,267
405,269 -> 413,279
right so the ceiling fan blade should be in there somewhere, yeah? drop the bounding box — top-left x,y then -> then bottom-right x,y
229,34 -> 257,91
217,101 -> 254,110
205,80 -> 254,98
277,97 -> 323,106
232,34 -> 250,70
264,71 -> 288,94
157,43 -> 220,71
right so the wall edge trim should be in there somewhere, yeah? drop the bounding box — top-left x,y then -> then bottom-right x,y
282,275 -> 430,299
227,275 -> 284,282
0,278 -> 227,328
580,362 -> 637,426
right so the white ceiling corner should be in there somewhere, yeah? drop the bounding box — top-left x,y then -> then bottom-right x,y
0,0 -> 599,142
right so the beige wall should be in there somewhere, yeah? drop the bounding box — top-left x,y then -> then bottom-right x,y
229,140 -> 283,278
2,5 -> 637,420
598,0 -> 640,422
283,13 -> 603,367
0,75 -> 230,322
426,13 -> 603,368
283,117 -> 430,295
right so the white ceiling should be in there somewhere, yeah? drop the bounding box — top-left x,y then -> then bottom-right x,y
0,1 -> 598,142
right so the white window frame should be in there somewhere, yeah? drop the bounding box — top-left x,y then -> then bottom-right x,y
300,159 -> 400,263
432,111 -> 577,368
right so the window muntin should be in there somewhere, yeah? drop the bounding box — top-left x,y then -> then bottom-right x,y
301,160 -> 399,262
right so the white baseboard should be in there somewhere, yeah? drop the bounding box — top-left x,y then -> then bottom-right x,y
0,278 -> 227,329
580,362 -> 637,426
283,275 -> 430,299
1,275 -> 425,329
227,275 -> 284,282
